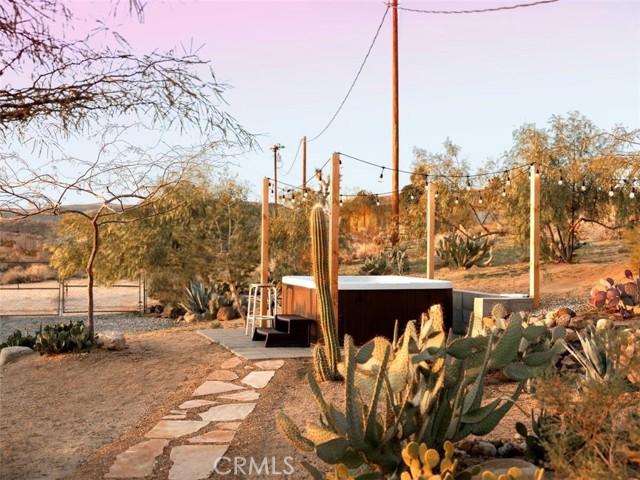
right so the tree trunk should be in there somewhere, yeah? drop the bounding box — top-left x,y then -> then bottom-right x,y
228,282 -> 246,323
86,215 -> 100,335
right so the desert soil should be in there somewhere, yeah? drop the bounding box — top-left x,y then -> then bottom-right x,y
0,240 -> 636,479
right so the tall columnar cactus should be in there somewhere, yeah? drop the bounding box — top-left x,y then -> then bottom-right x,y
310,204 -> 341,382
277,306 -> 566,477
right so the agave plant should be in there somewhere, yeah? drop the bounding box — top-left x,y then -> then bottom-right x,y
563,325 -> 627,383
180,281 -> 214,315
435,228 -> 495,270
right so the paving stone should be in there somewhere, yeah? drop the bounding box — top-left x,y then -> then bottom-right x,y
188,430 -> 236,444
192,381 -> 245,396
241,371 -> 275,389
243,365 -> 255,370
163,414 -> 187,420
170,410 -> 186,415
220,357 -> 242,369
145,420 -> 209,439
254,359 -> 285,370
105,438 -> 169,478
215,422 -> 242,430
207,370 -> 239,381
218,390 -> 260,402
178,399 -> 216,410
168,445 -> 228,480
199,403 -> 256,422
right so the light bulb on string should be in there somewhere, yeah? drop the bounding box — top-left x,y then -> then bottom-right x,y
609,185 -> 615,198
581,181 -> 587,192
424,174 -> 429,190
378,167 -> 385,183
466,176 -> 471,191
505,171 -> 511,187
303,188 -> 308,198
410,192 -> 415,201
375,195 -> 380,207
558,173 -> 564,186
502,188 -> 507,197
454,196 -> 459,205
479,195 -> 484,205
339,195 -> 343,207
434,190 -> 439,199
630,188 -> 636,199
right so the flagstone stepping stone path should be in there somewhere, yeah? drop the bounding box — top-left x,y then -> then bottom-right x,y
104,356 -> 284,479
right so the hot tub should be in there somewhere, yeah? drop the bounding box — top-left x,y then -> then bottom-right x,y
281,275 -> 453,345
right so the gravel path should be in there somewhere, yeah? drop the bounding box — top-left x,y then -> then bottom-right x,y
0,314 -> 177,343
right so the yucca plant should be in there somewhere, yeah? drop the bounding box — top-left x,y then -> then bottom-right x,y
180,281 -> 214,315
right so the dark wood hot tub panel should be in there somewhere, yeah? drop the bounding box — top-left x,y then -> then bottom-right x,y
282,283 -> 452,345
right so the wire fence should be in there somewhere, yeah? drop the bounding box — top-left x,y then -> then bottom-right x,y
0,262 -> 146,317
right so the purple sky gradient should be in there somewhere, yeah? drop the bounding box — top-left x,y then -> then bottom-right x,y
67,0 -> 640,197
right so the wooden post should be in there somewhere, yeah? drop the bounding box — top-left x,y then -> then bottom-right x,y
302,136 -> 307,187
391,0 -> 400,246
530,163 -> 540,309
330,152 -> 340,328
426,183 -> 436,279
260,177 -> 270,316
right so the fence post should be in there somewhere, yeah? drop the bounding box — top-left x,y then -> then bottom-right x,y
426,182 -> 436,279
530,163 -> 540,309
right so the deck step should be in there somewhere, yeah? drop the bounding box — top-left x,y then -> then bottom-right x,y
251,315 -> 315,348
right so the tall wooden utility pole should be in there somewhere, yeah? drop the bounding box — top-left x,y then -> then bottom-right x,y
271,144 -> 284,217
391,0 -> 400,246
530,163 -> 540,309
260,177 -> 270,315
302,136 -> 307,188
426,183 -> 436,279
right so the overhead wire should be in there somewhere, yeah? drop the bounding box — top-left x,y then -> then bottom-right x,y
397,0 -> 559,15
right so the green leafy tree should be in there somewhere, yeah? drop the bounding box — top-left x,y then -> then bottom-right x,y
501,112 -> 640,263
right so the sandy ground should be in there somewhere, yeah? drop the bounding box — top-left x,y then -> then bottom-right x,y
0,326 -> 232,480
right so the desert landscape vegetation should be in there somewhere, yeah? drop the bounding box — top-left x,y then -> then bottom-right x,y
1,1 -> 640,480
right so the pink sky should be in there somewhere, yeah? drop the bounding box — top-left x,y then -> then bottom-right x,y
67,1 -> 640,196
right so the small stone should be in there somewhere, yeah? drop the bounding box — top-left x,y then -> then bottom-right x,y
453,448 -> 468,457
168,445 -> 228,480
105,438 -> 169,478
170,410 -> 185,415
163,414 -> 187,420
0,346 -> 35,366
545,312 -> 556,320
188,430 -> 236,444
241,371 -> 275,389
565,329 -> 579,342
220,357 -> 242,369
556,314 -> 572,327
184,312 -> 198,323
511,442 -> 527,456
97,331 -> 126,350
455,438 -> 474,453
529,316 -> 543,326
207,370 -> 239,381
216,306 -> 236,321
543,316 -> 556,328
145,420 -> 209,439
470,459 -> 540,479
596,318 -> 613,330
556,307 -> 576,318
244,365 -> 255,370
560,356 -> 576,367
179,399 -> 216,409
471,441 -> 497,457
192,381 -> 245,396
497,442 -> 514,457
254,359 -> 285,370
568,317 -> 582,329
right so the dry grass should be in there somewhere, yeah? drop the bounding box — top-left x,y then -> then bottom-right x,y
1,264 -> 57,285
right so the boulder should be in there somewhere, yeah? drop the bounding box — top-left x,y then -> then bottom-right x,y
0,346 -> 35,366
162,304 -> 185,319
455,438 -> 474,453
596,318 -> 613,330
471,441 -> 497,457
497,442 -> 514,457
556,307 -> 576,318
216,306 -> 236,321
468,459 -> 541,479
184,312 -> 198,324
97,331 -> 126,351
556,314 -> 572,327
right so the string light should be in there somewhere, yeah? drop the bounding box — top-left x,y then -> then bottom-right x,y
455,196 -> 459,205
558,172 -> 564,186
609,185 -> 615,197
375,195 -> 380,206
466,176 -> 471,191
581,181 -> 587,192
479,195 -> 484,205
339,194 -> 343,207
410,192 -> 415,201
303,188 -> 308,198
502,188 -> 507,197
505,171 -> 511,187
434,190 -> 439,199
378,166 -> 385,183
630,188 -> 636,200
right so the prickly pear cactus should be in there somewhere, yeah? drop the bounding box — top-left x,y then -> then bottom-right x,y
491,303 -> 509,321
310,204 -> 341,381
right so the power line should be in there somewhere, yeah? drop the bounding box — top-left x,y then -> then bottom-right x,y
397,0 -> 559,15
281,138 -> 303,176
307,6 -> 390,143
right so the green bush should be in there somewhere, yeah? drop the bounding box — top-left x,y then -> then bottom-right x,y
34,321 -> 98,354
0,329 -> 37,350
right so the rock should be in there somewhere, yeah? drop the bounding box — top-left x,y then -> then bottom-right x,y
556,307 -> 576,318
633,306 -> 640,315
220,357 -> 242,369
97,331 -> 126,351
184,312 -> 197,323
543,316 -> 556,328
0,346 -> 35,366
152,304 -> 164,314
568,317 -> 582,329
596,318 -> 613,330
545,312 -> 556,320
565,329 -> 579,342
483,316 -> 495,329
216,306 -> 236,321
469,459 -> 541,479
560,356 -> 577,367
454,448 -> 468,457
556,314 -> 572,327
455,438 -> 474,453
497,442 -> 514,457
162,304 -> 185,319
471,441 -> 497,457
511,442 -> 527,456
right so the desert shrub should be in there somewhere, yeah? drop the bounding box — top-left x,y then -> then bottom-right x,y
435,228 -> 495,269
361,245 -> 410,276
625,226 -> 640,271
34,321 -> 98,354
0,329 -> 37,350
534,374 -> 640,479
1,264 -> 56,284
